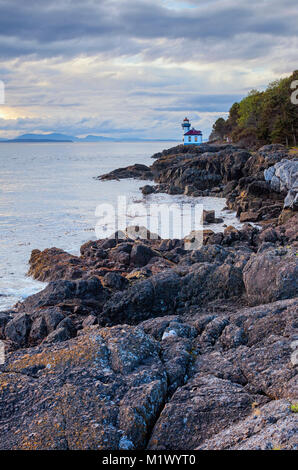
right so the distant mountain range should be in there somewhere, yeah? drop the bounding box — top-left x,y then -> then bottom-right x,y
0,133 -> 177,143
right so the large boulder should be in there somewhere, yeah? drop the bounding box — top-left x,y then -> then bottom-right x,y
264,159 -> 298,210
148,374 -> 260,450
243,249 -> 298,305
130,243 -> 158,267
179,262 -> 244,307
100,270 -> 181,325
0,312 -> 12,339
4,313 -> 32,348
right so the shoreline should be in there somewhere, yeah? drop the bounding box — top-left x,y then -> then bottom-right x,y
0,192 -> 242,312
0,142 -> 297,450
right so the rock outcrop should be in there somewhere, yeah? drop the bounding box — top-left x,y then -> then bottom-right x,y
1,298 -> 296,450
97,143 -> 297,225
264,159 -> 298,210
1,142 -> 297,450
243,248 -> 298,306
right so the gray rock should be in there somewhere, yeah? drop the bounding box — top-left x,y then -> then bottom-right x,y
43,308 -> 65,333
148,374 -> 260,450
4,313 -> 32,347
198,400 -> 297,450
0,313 -> 12,339
43,326 -> 72,344
264,159 -> 298,209
29,316 -> 48,345
103,272 -> 129,291
243,249 -> 298,305
0,325 -> 167,450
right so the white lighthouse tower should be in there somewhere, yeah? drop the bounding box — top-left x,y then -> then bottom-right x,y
181,117 -> 191,138
181,117 -> 203,145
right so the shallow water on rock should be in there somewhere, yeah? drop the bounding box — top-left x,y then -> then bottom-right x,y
0,141 -> 243,310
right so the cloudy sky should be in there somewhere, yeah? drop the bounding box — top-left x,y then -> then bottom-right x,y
0,0 -> 297,140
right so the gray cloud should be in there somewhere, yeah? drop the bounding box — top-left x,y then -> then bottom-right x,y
153,93 -> 244,112
0,0 -> 297,139
0,0 -> 297,60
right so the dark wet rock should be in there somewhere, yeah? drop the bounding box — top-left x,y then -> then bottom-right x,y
43,308 -> 65,333
140,184 -> 156,195
198,317 -> 230,349
182,244 -> 230,265
257,226 -> 278,244
4,313 -> 32,348
220,324 -> 248,350
0,312 -> 12,339
98,163 -> 153,181
102,272 -> 129,291
29,316 -> 48,345
129,226 -> 160,241
56,317 -> 76,337
42,317 -> 77,344
240,211 -> 260,223
108,243 -> 132,267
43,326 -> 72,344
100,270 -> 181,326
130,243 -> 159,267
243,248 -> 298,305
222,225 -> 241,244
97,144 -> 250,198
203,210 -> 215,224
180,262 -> 244,307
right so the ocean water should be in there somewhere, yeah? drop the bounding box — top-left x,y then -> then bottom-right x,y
0,141 -> 242,311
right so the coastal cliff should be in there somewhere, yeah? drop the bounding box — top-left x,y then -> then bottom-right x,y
0,143 -> 297,450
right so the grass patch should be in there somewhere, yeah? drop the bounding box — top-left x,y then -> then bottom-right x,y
290,403 -> 298,413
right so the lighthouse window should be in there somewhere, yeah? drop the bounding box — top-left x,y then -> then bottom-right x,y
195,137 -> 198,142
188,136 -> 191,142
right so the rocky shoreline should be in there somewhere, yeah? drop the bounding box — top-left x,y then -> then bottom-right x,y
0,143 -> 297,450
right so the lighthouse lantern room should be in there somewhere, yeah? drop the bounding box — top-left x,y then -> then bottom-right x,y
181,117 -> 203,145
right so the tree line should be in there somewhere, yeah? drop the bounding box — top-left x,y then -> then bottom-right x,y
209,70 -> 298,148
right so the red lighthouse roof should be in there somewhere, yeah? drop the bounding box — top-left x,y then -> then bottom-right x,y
184,129 -> 202,136
183,117 -> 189,122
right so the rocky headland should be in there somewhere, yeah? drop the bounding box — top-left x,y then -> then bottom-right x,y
0,143 -> 297,450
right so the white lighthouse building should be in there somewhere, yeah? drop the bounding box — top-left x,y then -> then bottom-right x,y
181,117 -> 203,145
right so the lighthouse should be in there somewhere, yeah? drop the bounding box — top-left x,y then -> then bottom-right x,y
181,117 -> 203,145
181,117 -> 191,135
